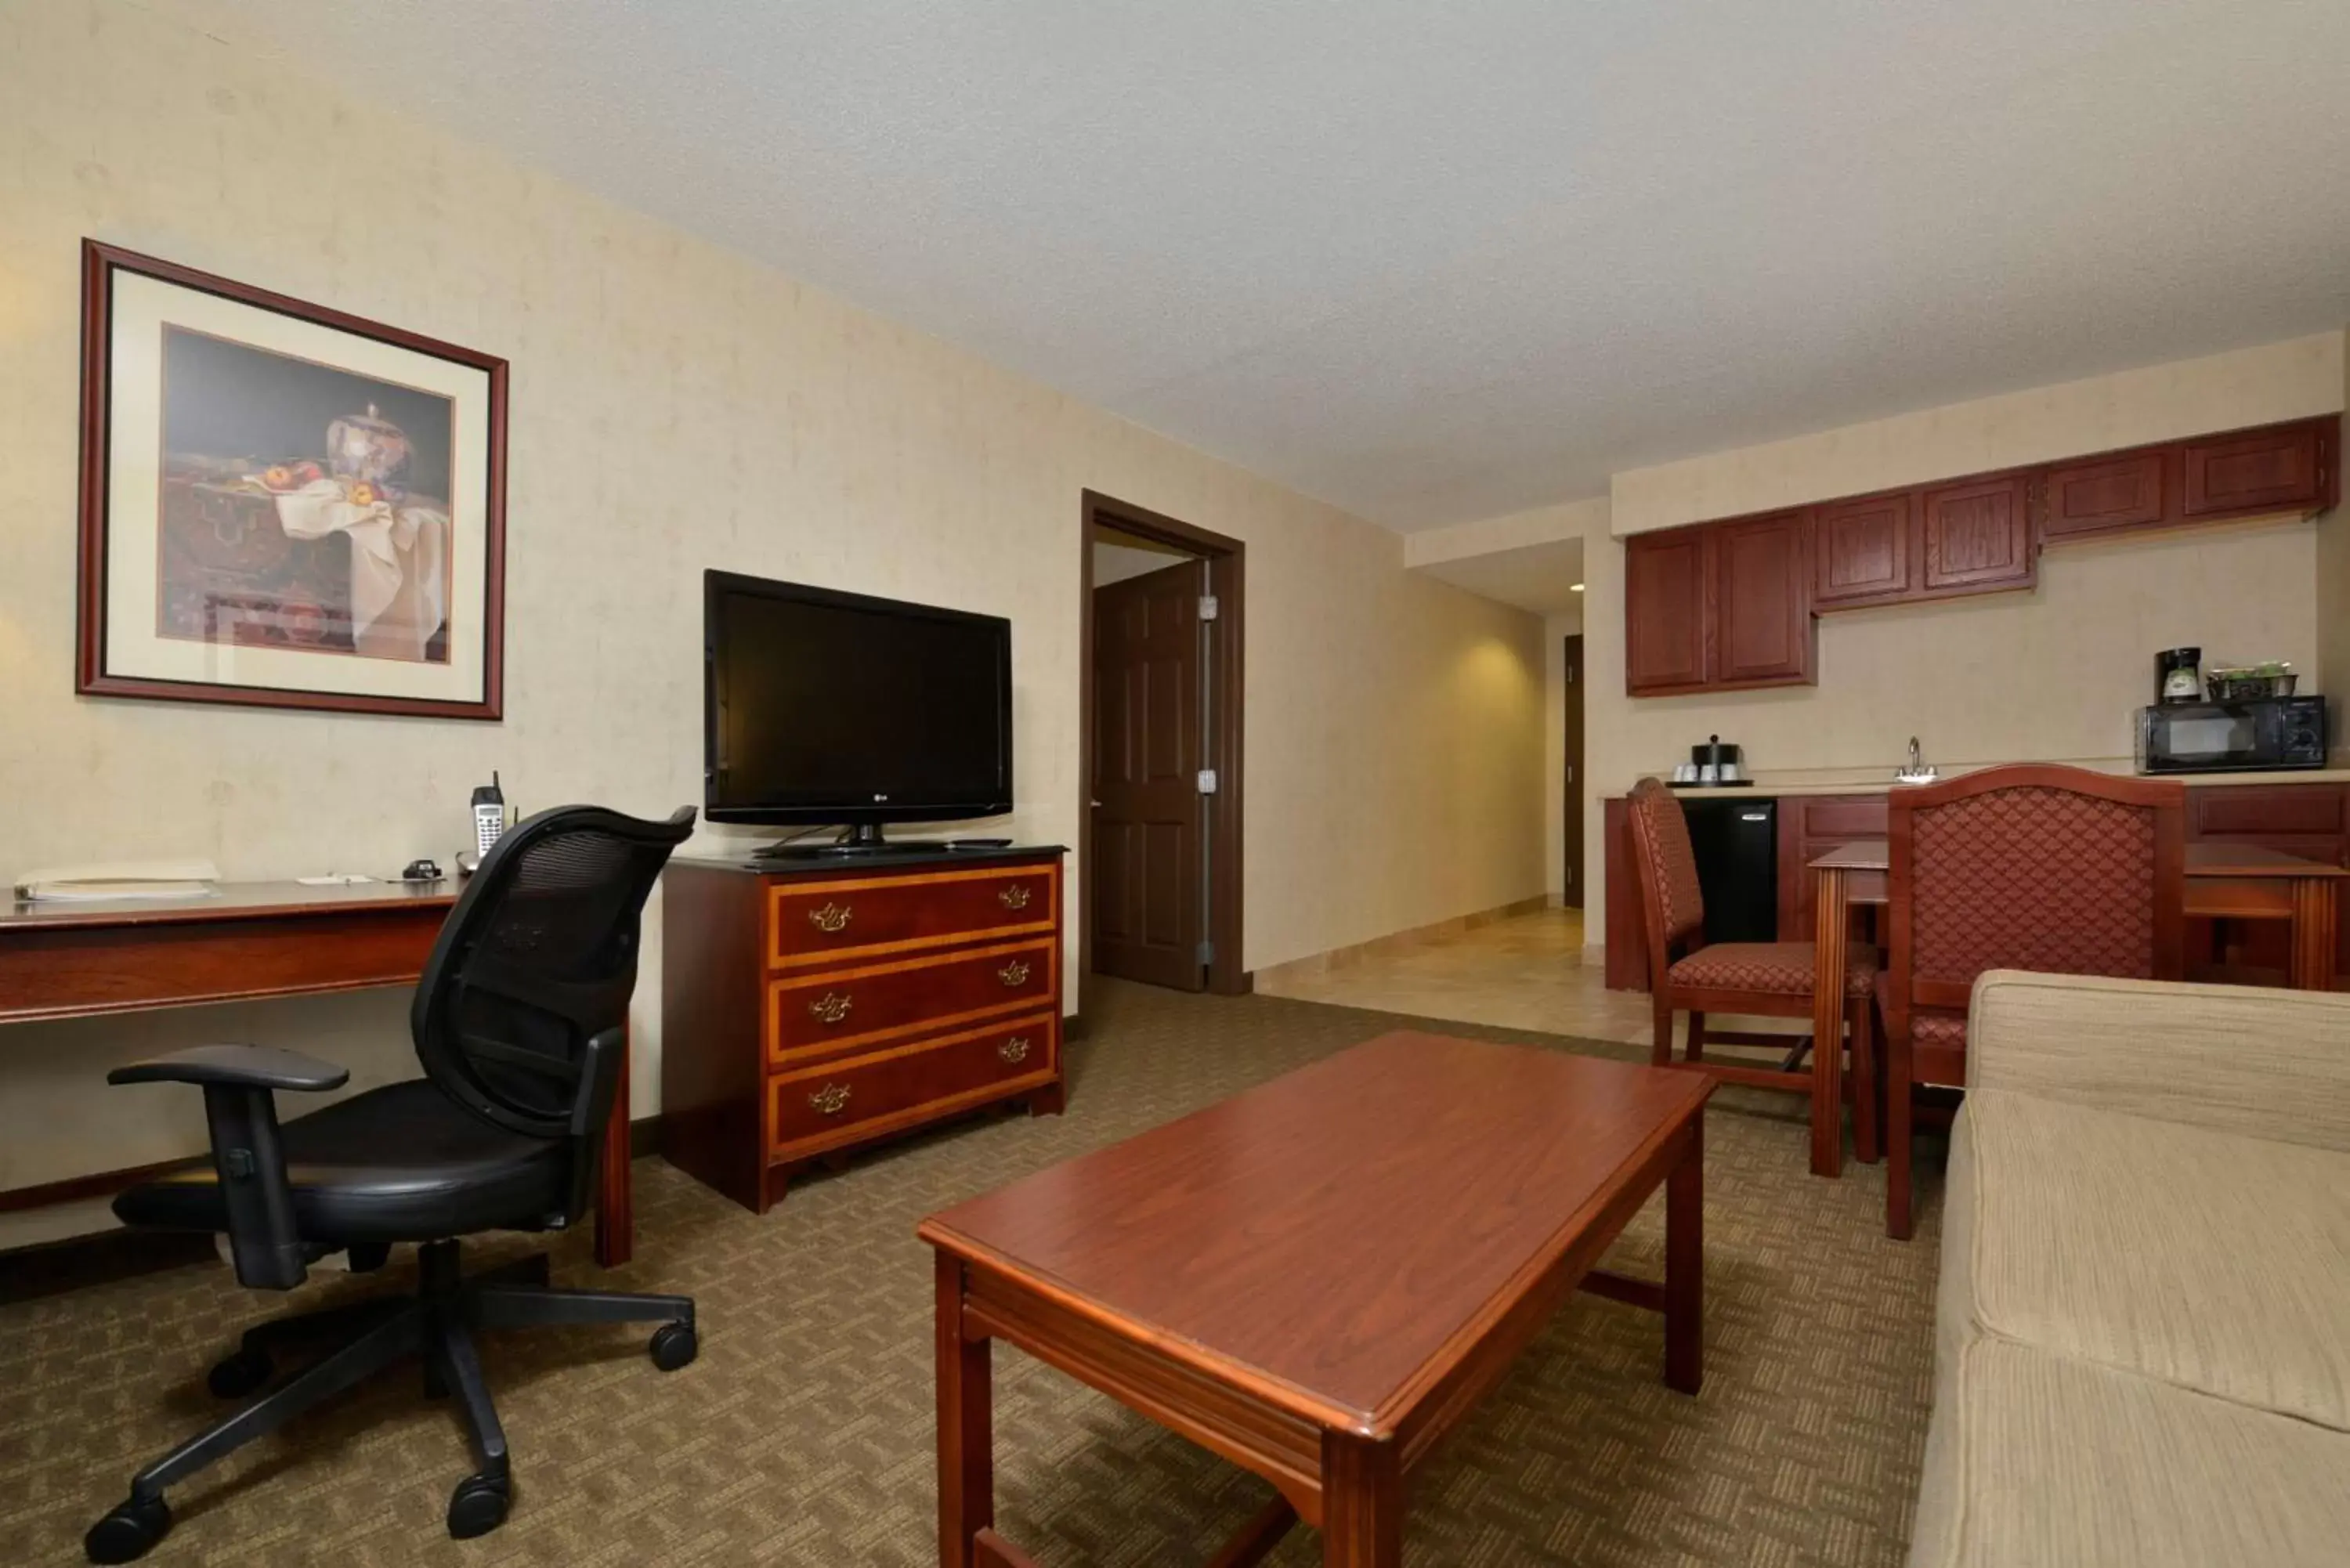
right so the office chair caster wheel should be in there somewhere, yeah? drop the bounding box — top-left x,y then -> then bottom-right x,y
649,1321 -> 696,1371
446,1473 -> 509,1539
206,1346 -> 273,1400
84,1495 -> 170,1563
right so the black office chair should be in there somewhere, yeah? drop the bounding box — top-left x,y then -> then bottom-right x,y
84,804 -> 699,1564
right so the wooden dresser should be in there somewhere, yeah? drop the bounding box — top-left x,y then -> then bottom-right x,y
659,847 -> 1066,1212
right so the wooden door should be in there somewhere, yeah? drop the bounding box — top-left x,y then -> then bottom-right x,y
2041,448 -> 2168,540
2182,420 -> 2330,517
1710,510 -> 1813,685
1624,528 -> 1709,694
1813,491 -> 1910,605
1921,473 -> 2035,594
1561,635 -> 1584,908
1091,559 -> 1208,991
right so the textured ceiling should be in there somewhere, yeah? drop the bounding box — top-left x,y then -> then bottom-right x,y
208,1 -> 2350,529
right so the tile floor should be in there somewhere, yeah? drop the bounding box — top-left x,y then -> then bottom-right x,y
1253,905 -> 1809,1049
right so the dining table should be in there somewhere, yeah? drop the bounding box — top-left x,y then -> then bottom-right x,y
1807,838 -> 2347,1174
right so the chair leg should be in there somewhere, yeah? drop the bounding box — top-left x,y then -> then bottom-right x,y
1887,1025 -> 1914,1240
1684,1010 -> 1705,1063
468,1281 -> 696,1331
130,1303 -> 422,1505
1650,994 -> 1676,1068
1849,995 -> 1880,1165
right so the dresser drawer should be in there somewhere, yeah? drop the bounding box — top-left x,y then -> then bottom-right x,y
770,1015 -> 1057,1157
769,863 -> 1058,968
768,937 -> 1054,1062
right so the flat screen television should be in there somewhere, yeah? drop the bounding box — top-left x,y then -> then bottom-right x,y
703,571 -> 1011,847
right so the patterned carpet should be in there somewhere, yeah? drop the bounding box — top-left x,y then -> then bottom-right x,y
0,981 -> 1942,1566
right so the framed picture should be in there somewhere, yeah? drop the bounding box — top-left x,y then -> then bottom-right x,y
77,240 -> 507,719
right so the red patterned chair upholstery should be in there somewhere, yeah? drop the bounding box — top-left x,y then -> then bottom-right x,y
1882,764 -> 2185,1237
1625,777 -> 1879,1175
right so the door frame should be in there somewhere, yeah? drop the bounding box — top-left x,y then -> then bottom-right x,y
1561,633 -> 1585,909
1079,490 -> 1248,1015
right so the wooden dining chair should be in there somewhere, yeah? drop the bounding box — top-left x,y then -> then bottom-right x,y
1625,777 -> 1879,1176
1882,764 -> 2185,1237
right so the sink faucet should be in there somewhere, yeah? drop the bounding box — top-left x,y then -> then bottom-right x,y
1896,736 -> 1940,785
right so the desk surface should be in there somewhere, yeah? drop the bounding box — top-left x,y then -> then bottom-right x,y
0,880 -> 457,933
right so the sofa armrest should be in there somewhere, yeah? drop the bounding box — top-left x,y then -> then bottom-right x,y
1967,970 -> 2350,1152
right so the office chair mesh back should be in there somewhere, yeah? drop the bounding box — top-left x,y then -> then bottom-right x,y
413,805 -> 693,1138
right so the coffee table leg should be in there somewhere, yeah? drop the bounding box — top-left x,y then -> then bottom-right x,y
1665,1120 -> 1704,1396
1321,1432 -> 1403,1566
936,1252 -> 994,1568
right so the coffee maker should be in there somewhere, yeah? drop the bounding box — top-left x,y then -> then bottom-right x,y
2156,647 -> 2203,705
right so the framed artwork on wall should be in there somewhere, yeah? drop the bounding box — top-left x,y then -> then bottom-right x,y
76,240 -> 508,720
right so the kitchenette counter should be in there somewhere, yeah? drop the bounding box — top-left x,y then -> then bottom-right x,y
1647,766 -> 2350,800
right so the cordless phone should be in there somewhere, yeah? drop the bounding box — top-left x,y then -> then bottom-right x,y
471,773 -> 506,863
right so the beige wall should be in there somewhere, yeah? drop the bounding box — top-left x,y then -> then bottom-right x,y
0,0 -> 1546,1242
1582,339 -> 2348,958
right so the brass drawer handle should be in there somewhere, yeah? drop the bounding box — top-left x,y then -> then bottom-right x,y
808,901 -> 852,934
807,992 -> 853,1025
808,1082 -> 852,1116
998,883 -> 1032,911
997,959 -> 1031,987
998,1036 -> 1032,1065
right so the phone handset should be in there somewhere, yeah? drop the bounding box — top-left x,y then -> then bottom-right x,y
461,772 -> 506,876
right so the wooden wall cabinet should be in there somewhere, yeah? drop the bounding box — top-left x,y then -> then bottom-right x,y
1625,414 -> 2337,699
1625,514 -> 1814,695
1920,474 -> 2035,593
660,849 -> 1066,1213
2182,419 -> 2334,518
1624,527 -> 1712,694
1813,491 -> 1911,606
1712,511 -> 1814,685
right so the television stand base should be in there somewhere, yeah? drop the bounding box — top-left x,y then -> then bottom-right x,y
752,824 -> 892,858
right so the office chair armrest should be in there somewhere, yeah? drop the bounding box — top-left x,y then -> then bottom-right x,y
562,1028 -> 627,1226
108,1043 -> 350,1093
107,1046 -> 345,1290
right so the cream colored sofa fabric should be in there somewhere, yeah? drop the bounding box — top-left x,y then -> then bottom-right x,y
1909,972 -> 2350,1568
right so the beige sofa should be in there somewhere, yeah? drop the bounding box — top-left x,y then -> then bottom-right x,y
1908,970 -> 2350,1568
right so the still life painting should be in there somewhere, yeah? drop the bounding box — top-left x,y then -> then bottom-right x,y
78,241 -> 507,719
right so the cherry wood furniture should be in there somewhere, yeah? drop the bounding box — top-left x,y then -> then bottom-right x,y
1622,414 -> 2339,695
919,1031 -> 1711,1568
1610,777 -> 2350,993
0,883 -> 638,1270
1624,779 -> 1875,1180
1873,767 -> 2186,1237
659,847 -> 1065,1213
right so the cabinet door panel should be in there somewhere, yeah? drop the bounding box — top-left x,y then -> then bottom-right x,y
1712,511 -> 1813,685
1814,492 -> 1911,604
2182,421 -> 2328,517
1625,528 -> 1709,694
2042,449 -> 2168,539
1921,474 -> 2034,593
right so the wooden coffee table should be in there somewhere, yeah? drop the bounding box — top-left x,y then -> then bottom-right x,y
917,1031 -> 1713,1566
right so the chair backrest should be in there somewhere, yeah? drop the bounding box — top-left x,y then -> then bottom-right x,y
1626,777 -> 1707,972
1887,765 -> 2185,1020
412,804 -> 695,1143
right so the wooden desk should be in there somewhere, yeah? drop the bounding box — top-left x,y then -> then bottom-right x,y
919,1032 -> 1711,1567
1807,837 -> 2348,1164
0,881 -> 636,1267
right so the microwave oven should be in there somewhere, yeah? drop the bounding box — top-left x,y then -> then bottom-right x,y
2136,696 -> 2327,774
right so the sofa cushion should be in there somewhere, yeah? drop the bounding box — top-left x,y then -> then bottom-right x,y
1947,1088 -> 2350,1433
1907,1335 -> 2350,1568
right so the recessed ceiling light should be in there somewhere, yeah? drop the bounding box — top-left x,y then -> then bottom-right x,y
1569,583 -> 1585,592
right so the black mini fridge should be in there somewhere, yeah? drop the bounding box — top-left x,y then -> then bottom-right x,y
1679,797 -> 1780,944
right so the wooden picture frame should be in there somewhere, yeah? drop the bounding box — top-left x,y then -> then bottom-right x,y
77,240 -> 508,720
